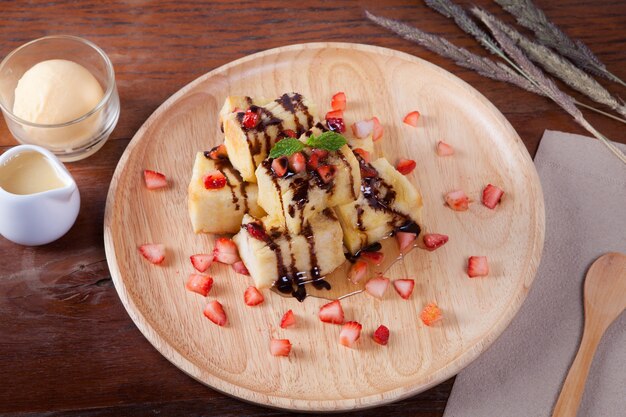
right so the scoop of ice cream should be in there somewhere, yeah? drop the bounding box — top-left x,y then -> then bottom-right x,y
12,59 -> 104,150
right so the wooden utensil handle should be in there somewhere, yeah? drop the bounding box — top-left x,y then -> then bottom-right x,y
552,325 -> 602,417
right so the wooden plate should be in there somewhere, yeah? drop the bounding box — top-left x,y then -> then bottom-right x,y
104,43 -> 544,411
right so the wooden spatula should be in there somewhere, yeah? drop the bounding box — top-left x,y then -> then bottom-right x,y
552,252 -> 626,417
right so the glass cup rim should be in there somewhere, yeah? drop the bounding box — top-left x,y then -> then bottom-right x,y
0,34 -> 116,129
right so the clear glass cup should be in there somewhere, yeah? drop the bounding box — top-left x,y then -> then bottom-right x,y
0,35 -> 120,162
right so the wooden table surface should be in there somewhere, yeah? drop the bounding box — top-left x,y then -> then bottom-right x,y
0,1 -> 624,416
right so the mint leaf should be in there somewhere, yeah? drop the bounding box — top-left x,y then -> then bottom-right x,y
269,138 -> 305,158
306,131 -> 347,151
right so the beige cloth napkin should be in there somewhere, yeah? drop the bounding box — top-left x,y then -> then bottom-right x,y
443,130 -> 626,417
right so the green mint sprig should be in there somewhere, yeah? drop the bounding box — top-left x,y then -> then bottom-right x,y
269,131 -> 347,158
268,138 -> 304,158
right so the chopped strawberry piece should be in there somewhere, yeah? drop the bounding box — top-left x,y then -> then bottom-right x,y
242,109 -> 259,129
245,222 -> 267,241
288,152 -> 306,173
213,237 -> 240,265
143,169 -> 167,190
445,190 -> 470,211
307,149 -> 329,170
403,111 -> 420,127
280,309 -> 296,328
352,147 -> 371,163
270,338 -> 292,356
271,156 -> 288,177
339,321 -> 362,348
326,117 -> 346,133
282,129 -> 297,138
185,274 -> 213,297
138,243 -> 165,265
467,256 -> 489,277
361,251 -> 384,266
348,260 -> 368,284
396,159 -> 416,175
393,279 -> 415,300
190,253 -> 213,272
396,231 -> 417,251
203,171 -> 227,190
372,325 -> 390,345
325,109 -> 344,119
206,144 -> 228,160
365,276 -> 389,299
203,300 -> 227,326
232,261 -> 249,275
351,119 -> 375,139
482,184 -> 504,209
371,117 -> 384,141
423,234 -> 449,251
331,92 -> 346,111
436,141 -> 454,156
319,300 -> 344,324
360,164 -> 378,178
316,164 -> 337,183
420,302 -> 442,326
244,286 -> 264,306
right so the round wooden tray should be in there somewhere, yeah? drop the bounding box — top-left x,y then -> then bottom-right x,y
104,43 -> 544,412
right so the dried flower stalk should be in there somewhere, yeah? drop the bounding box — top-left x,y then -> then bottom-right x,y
475,8 -> 626,119
474,8 -> 626,163
495,0 -> 626,87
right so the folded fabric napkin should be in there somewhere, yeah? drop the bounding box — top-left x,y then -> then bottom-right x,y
443,130 -> 626,417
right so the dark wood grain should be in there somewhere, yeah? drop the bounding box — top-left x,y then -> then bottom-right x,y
0,1 -> 624,416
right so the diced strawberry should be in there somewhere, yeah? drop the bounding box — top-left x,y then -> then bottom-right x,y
307,149 -> 329,170
138,243 -> 165,265
288,152 -> 306,173
331,92 -> 346,111
245,222 -> 267,241
244,286 -> 264,306
467,256 -> 489,278
371,117 -> 384,141
361,251 -> 384,266
280,309 -> 296,329
396,231 -> 417,251
360,164 -> 378,178
232,261 -> 250,275
326,117 -> 346,133
372,325 -> 390,345
270,339 -> 292,357
203,171 -> 227,190
213,237 -> 240,265
352,147 -> 371,163
396,159 -> 416,175
242,109 -> 259,129
316,164 -> 337,183
436,141 -> 454,156
185,274 -> 213,296
282,129 -> 297,138
348,260 -> 368,284
203,300 -> 227,326
393,279 -> 415,300
365,276 -> 389,299
325,109 -> 344,119
339,321 -> 362,348
206,144 -> 228,160
445,190 -> 470,211
143,169 -> 167,190
420,302 -> 442,326
319,300 -> 344,324
271,156 -> 288,177
403,111 -> 420,127
190,253 -> 213,272
423,233 -> 449,251
351,119 -> 375,139
482,184 -> 504,209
